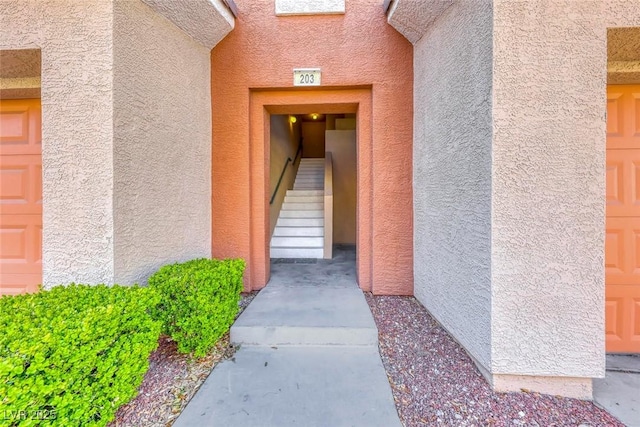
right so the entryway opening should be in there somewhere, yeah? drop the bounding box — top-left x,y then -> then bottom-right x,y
0,48 -> 42,296
268,112 -> 357,267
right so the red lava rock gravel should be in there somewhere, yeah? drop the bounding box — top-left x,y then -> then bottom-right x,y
365,294 -> 623,427
109,292 -> 258,427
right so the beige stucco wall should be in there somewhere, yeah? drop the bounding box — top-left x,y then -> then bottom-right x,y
1,0 -> 230,287
112,0 -> 212,285
394,0 -> 640,397
607,12 -> 640,84
491,0 -> 606,380
411,0 -> 494,372
325,130 -> 356,244
0,0 -> 116,286
141,0 -> 234,49
269,115 -> 300,235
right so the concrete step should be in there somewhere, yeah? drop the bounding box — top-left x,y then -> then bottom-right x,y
277,217 -> 324,227
293,187 -> 323,191
173,346 -> 401,427
282,202 -> 323,211
286,190 -> 323,196
272,226 -> 324,237
296,175 -> 324,182
295,175 -> 323,179
284,195 -> 323,203
271,236 -> 324,248
279,210 -> 323,218
270,247 -> 324,258
232,285 -> 379,346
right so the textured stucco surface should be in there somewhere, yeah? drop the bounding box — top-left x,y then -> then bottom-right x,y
387,0 -> 454,43
1,0 -> 116,286
606,0 -> 640,27
113,0 -> 212,285
492,1 -> 606,378
412,0 -> 493,372
275,0 -> 345,16
141,0 -> 234,49
212,0 -> 413,294
0,49 -> 40,78
1,0 -> 227,287
608,28 -> 640,84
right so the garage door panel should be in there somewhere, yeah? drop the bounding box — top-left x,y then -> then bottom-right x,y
0,98 -> 42,295
0,100 -> 41,155
606,286 -> 640,353
0,154 -> 42,215
607,85 -> 640,353
605,218 -> 640,284
634,94 -> 640,139
606,150 -> 640,217
607,91 -> 625,139
0,274 -> 41,295
0,214 -> 42,275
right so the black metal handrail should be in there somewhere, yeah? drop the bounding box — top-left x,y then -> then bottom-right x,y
270,141 -> 302,205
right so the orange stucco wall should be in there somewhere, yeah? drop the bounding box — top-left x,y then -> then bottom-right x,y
211,0 -> 413,295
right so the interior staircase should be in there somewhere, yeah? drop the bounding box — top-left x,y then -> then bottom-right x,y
270,158 -> 324,258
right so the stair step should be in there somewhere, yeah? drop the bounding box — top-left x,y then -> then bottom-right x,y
294,184 -> 323,189
287,190 -> 323,196
271,236 -> 324,247
272,226 -> 324,237
284,195 -> 324,203
294,181 -> 323,185
279,210 -> 323,218
282,202 -> 323,211
270,247 -> 324,258
277,217 -> 324,227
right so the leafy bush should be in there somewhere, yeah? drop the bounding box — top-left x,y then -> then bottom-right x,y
0,284 -> 161,427
148,258 -> 245,358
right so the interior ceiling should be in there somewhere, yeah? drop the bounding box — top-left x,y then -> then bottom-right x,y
608,28 -> 640,61
0,49 -> 41,78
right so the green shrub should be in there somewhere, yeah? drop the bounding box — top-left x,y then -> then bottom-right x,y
0,284 -> 161,427
148,258 -> 245,358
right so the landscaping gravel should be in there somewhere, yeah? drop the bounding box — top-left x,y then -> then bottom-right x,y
109,291 -> 258,427
365,294 -> 623,427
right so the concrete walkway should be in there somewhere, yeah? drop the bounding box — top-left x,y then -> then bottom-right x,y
174,248 -> 401,427
594,354 -> 640,427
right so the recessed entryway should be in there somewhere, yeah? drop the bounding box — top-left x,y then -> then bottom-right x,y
268,113 -> 357,262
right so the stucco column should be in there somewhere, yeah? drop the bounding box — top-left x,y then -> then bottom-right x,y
390,0 -> 611,399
